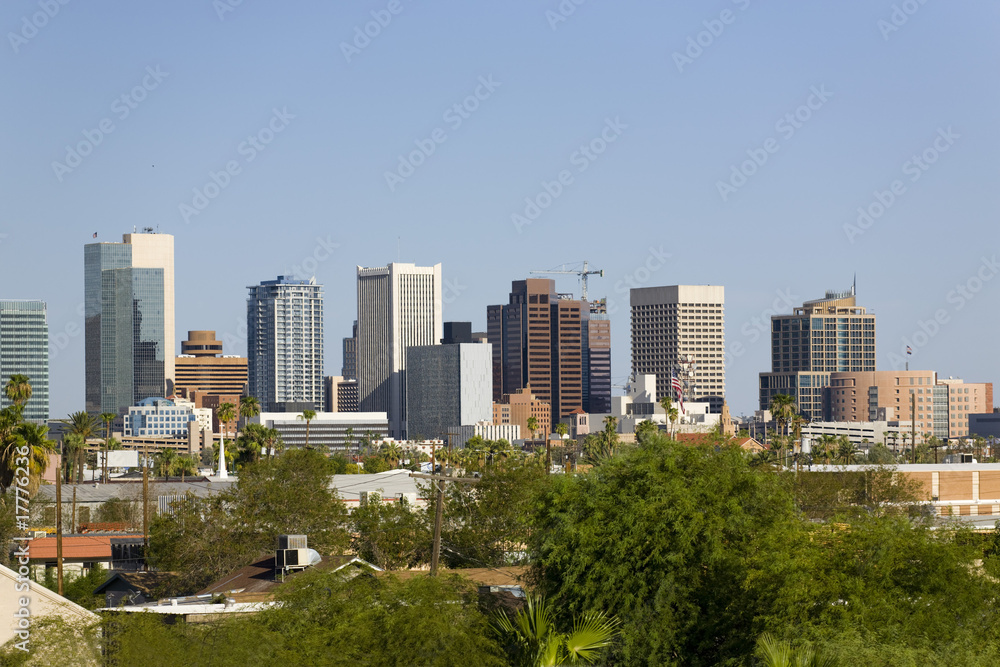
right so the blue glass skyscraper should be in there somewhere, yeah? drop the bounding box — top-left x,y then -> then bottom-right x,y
85,232 -> 173,415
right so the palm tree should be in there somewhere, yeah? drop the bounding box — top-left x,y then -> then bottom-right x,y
344,427 -> 355,454
755,634 -> 834,667
99,412 -> 116,482
1,421 -> 55,496
493,595 -> 619,666
61,433 -> 85,484
526,416 -> 539,443
769,394 -> 796,439
380,441 -> 402,468
659,395 -> 679,439
297,409 -> 317,449
171,455 -> 198,482
5,374 -> 32,416
61,411 -> 99,483
216,402 -> 237,476
157,448 -> 178,480
817,434 -> 837,464
239,396 -> 261,436
834,436 -> 860,465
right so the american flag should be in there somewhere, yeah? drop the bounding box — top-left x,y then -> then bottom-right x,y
906,346 -> 912,355
671,373 -> 684,412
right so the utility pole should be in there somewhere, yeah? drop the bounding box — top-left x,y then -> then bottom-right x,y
55,446 -> 63,596
410,472 -> 480,576
142,442 -> 150,562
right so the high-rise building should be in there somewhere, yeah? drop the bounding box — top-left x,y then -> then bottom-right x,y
487,279 -> 609,420
356,262 -> 442,438
583,300 -> 611,414
630,285 -> 725,412
85,231 -> 174,416
406,342 -> 493,440
324,375 -> 360,413
175,331 -> 248,397
759,287 -> 875,421
342,320 -> 357,380
247,276 -> 324,412
0,300 -> 49,422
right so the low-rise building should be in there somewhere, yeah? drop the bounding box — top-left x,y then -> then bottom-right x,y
448,422 -> 521,447
494,386 -> 551,441
248,411 -> 389,450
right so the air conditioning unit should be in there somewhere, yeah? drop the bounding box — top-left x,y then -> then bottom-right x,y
276,548 -> 319,570
276,534 -> 308,550
33,531 -> 47,539
398,492 -> 417,506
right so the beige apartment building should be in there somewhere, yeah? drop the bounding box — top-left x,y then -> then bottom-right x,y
829,370 -> 993,440
493,385 -> 551,440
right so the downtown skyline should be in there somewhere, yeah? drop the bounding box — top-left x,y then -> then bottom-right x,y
2,2 -> 997,419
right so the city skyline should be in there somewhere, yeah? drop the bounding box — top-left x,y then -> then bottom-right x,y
3,4 -> 997,420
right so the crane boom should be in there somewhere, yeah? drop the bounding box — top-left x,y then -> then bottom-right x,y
530,260 -> 604,301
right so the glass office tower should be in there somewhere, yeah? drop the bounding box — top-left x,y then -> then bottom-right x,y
0,300 -> 49,422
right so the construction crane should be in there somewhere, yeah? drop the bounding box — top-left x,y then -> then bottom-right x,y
530,260 -> 604,301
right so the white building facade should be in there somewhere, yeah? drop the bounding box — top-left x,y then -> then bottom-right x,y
356,263 -> 443,439
630,285 -> 725,412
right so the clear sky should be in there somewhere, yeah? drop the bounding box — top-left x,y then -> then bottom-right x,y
2,1 -> 998,420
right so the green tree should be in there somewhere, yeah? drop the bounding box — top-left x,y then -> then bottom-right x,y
492,594 -> 619,667
148,449 -> 349,593
2,421 -> 54,496
351,495 -> 430,570
298,409 -> 317,449
440,459 -> 547,568
529,434 -> 796,664
155,448 -> 178,480
755,633 -> 834,667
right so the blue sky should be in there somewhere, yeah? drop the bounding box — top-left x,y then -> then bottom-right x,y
2,0 -> 998,419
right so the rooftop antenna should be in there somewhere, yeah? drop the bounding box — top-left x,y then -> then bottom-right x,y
852,273 -> 856,296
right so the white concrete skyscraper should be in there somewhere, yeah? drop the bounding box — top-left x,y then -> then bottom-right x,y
85,230 -> 174,415
356,262 -> 442,438
630,285 -> 726,412
247,276 -> 324,412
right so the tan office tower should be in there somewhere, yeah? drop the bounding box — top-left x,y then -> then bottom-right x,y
630,285 -> 725,412
175,331 -> 248,396
124,231 -> 175,389
356,262 -> 443,439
